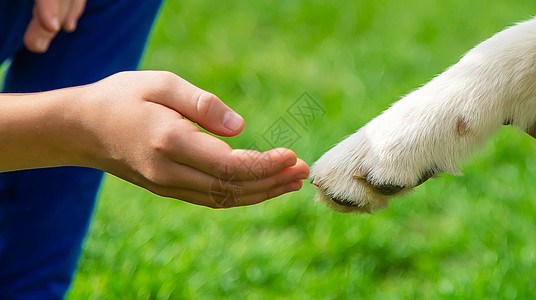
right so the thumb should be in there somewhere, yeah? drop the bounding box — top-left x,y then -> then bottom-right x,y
191,92 -> 245,137
138,71 -> 245,137
33,0 -> 61,32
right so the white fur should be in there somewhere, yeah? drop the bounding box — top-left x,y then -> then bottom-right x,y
310,19 -> 536,213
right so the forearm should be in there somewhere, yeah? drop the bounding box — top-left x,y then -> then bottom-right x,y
0,71 -> 309,208
0,87 -> 94,172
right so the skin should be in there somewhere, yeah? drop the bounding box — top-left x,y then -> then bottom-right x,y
0,71 -> 310,208
24,0 -> 86,53
7,1 -> 310,209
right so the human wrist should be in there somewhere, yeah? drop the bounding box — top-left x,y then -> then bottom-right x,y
0,88 -> 93,171
55,84 -> 111,171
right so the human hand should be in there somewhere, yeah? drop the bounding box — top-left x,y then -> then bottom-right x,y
72,71 -> 309,208
24,0 -> 86,53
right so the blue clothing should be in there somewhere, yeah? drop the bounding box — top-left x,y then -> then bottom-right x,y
0,0 -> 163,298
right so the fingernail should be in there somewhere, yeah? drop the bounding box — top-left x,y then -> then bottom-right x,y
70,20 -> 78,31
51,17 -> 61,31
287,181 -> 302,192
223,111 -> 243,131
65,23 -> 76,32
283,157 -> 297,167
65,20 -> 78,32
297,173 -> 309,180
34,37 -> 51,53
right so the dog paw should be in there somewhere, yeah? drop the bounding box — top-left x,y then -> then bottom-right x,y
310,100 -> 472,213
311,18 -> 536,213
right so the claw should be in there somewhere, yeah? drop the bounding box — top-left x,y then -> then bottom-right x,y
416,169 -> 436,186
330,195 -> 372,214
330,196 -> 360,207
310,177 -> 320,187
371,183 -> 405,195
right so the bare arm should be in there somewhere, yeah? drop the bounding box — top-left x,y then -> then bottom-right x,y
0,71 -> 309,208
0,90 -> 85,170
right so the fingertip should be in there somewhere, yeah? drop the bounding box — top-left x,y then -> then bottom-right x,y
65,0 -> 86,32
63,21 -> 77,32
274,147 -> 296,155
286,180 -> 303,192
271,148 -> 297,161
223,111 -> 245,133
192,92 -> 244,137
49,17 -> 61,32
23,27 -> 52,53
24,37 -> 51,53
295,158 -> 311,177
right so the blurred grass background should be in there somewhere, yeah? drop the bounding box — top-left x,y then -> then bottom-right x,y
68,0 -> 536,299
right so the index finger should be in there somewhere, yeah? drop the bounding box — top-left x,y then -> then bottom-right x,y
171,120 -> 298,180
34,0 -> 61,32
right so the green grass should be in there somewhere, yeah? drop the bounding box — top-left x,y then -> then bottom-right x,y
68,0 -> 536,298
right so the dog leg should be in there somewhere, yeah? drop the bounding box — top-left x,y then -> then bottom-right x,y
311,19 -> 536,213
